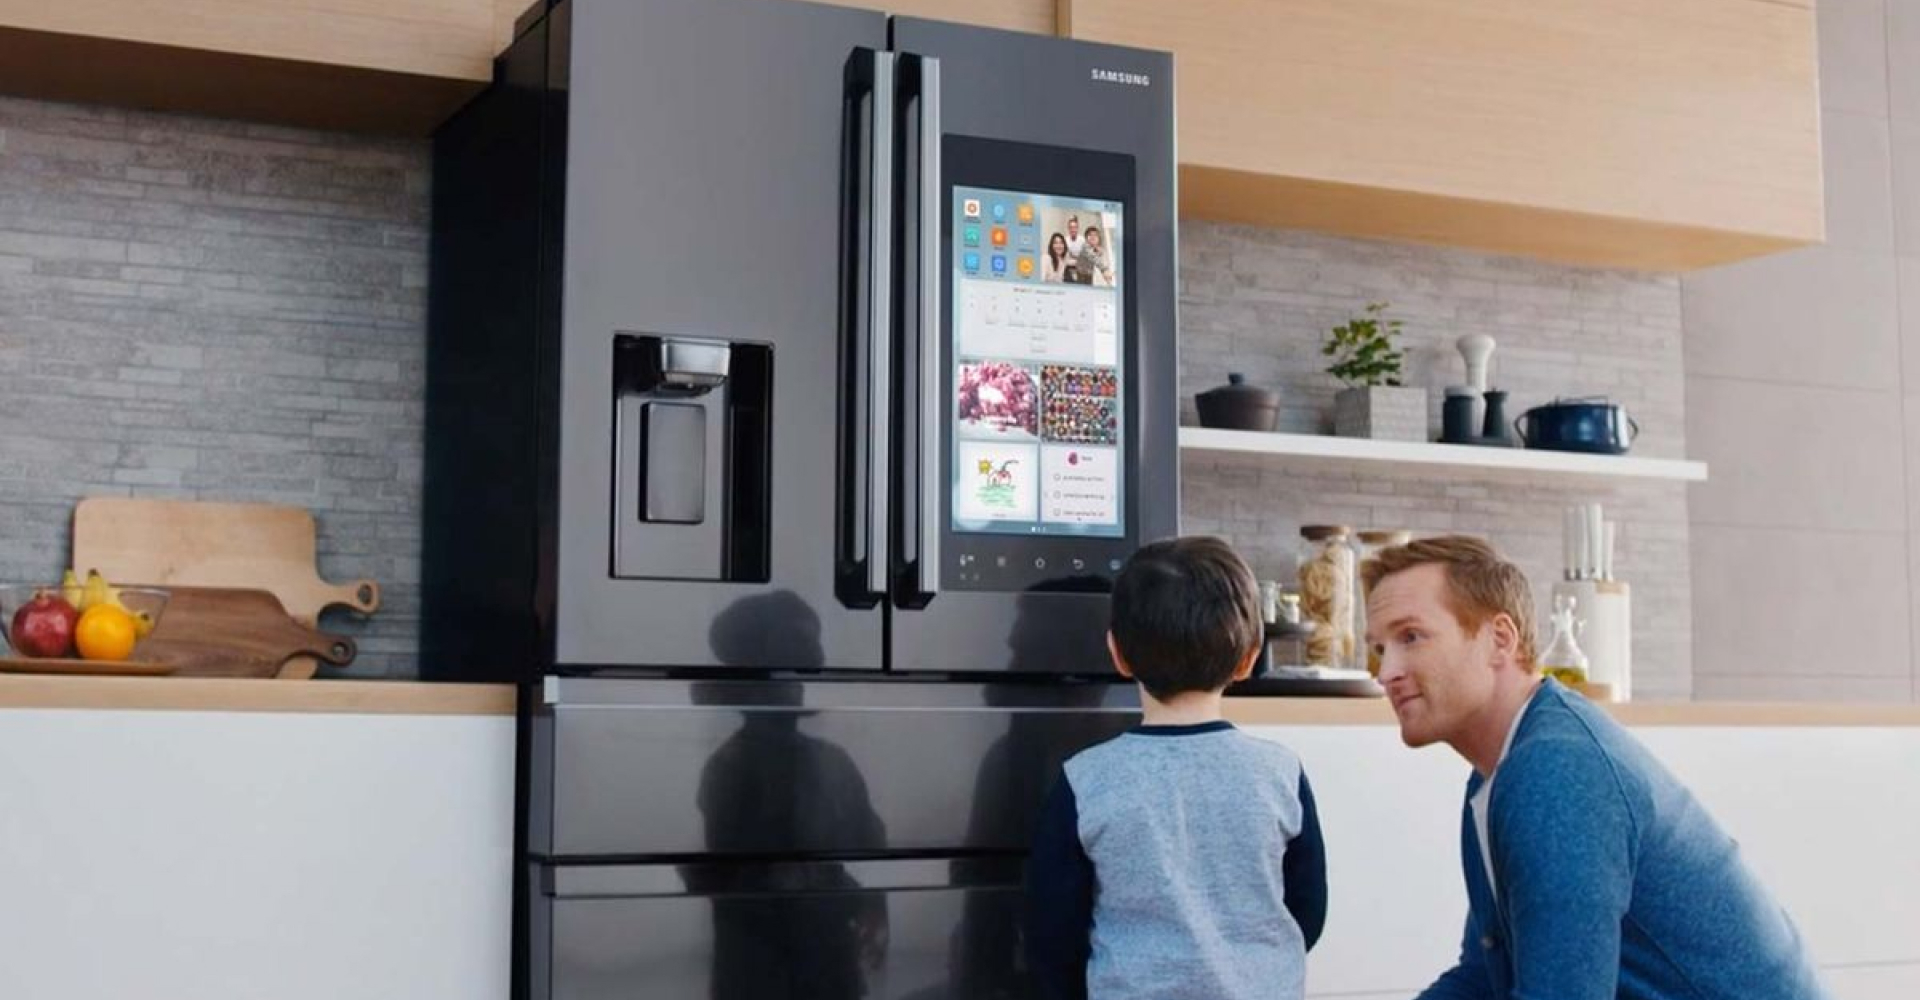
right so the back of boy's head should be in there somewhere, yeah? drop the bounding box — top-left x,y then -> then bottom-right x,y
1109,536 -> 1262,699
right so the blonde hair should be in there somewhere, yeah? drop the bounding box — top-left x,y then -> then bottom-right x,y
1360,535 -> 1537,667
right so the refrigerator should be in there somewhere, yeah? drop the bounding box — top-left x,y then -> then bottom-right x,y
422,0 -> 1176,995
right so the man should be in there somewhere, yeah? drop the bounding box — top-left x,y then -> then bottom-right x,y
1064,214 -> 1085,258
1361,536 -> 1827,1000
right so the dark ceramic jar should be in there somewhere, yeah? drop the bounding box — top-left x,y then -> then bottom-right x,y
1195,373 -> 1279,431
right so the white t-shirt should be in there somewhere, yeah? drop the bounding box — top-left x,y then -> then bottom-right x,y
1469,690 -> 1535,898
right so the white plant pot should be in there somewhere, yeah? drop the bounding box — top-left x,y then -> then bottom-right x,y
1334,386 -> 1427,441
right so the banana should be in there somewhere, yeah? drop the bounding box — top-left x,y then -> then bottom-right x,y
79,569 -> 124,613
80,570 -> 108,611
60,569 -> 82,608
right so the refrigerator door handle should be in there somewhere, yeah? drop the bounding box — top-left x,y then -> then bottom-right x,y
868,53 -> 896,603
836,49 -> 895,609
896,52 -> 941,609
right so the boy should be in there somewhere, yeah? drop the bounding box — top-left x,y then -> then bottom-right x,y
1026,536 -> 1328,1000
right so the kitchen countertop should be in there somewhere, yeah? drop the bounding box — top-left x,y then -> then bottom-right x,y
0,675 -> 515,715
0,675 -> 1915,725
1223,696 -> 1920,727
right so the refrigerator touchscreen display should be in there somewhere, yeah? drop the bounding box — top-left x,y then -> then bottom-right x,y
950,185 -> 1124,539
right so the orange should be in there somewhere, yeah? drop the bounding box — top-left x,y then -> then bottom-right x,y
75,604 -> 138,661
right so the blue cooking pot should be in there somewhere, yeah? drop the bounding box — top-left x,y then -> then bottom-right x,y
1515,398 -> 1638,455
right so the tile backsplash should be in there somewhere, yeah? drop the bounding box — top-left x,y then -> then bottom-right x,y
1178,223 -> 1692,698
0,97 -> 430,676
0,96 -> 1694,692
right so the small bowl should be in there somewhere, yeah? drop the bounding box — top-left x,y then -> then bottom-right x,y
0,584 -> 170,660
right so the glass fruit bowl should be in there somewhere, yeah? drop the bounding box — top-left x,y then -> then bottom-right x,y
0,583 -> 170,662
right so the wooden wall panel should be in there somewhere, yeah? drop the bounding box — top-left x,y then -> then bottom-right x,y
1064,0 -> 1823,269
776,0 -> 1057,35
0,0 -> 1058,135
0,0 -> 497,82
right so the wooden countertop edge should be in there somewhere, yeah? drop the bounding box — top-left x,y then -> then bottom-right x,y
1222,697 -> 1920,728
0,677 -> 1910,725
0,676 -> 516,715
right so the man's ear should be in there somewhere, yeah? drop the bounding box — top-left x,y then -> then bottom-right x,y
1106,631 -> 1134,679
1488,613 -> 1522,668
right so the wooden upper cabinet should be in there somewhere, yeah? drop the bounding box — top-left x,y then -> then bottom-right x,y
803,0 -> 1056,34
0,0 -> 511,134
0,0 -> 1055,135
1061,0 -> 1824,270
0,0 -> 1822,271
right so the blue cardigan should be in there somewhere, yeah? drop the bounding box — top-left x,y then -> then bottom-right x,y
1418,680 -> 1829,1000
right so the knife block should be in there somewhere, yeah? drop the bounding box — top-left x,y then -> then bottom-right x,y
1550,579 -> 1631,701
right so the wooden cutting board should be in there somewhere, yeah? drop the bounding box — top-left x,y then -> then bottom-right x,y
73,497 -> 380,623
138,587 -> 357,678
72,497 -> 379,679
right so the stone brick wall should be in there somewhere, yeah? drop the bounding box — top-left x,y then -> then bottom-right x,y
0,97 -> 428,676
1179,223 -> 1692,698
0,97 -> 1694,692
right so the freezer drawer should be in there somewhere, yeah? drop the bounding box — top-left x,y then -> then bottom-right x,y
529,677 -> 1137,859
535,857 -> 1034,1000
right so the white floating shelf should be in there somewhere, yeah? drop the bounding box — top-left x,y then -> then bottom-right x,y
1179,427 -> 1708,482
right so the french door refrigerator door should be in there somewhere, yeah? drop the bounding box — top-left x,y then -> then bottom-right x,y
550,0 -> 891,671
884,19 -> 1178,676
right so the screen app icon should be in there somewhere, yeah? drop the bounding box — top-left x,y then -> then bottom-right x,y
964,252 -> 981,272
990,255 -> 1007,274
963,199 -> 981,219
990,227 -> 1008,248
963,225 -> 980,246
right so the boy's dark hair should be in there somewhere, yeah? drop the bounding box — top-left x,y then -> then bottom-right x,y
1109,536 -> 1263,699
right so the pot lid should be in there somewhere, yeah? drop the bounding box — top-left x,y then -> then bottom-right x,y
1530,395 -> 1620,411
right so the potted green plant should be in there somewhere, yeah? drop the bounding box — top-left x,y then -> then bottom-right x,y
1323,302 -> 1426,441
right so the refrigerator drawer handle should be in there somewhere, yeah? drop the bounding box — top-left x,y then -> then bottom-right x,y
545,856 -> 1027,899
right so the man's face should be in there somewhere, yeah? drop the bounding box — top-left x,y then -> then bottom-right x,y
1366,564 -> 1500,749
1068,217 -> 1079,237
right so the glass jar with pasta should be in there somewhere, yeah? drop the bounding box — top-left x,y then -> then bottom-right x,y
1294,525 -> 1357,670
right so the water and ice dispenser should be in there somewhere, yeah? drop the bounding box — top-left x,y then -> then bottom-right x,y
611,334 -> 771,583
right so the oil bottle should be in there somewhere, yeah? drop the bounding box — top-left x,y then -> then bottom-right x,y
1538,593 -> 1589,686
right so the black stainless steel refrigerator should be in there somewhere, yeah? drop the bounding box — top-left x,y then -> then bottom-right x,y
422,0 -> 1175,995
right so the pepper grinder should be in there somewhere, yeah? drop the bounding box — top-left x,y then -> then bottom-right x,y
1480,389 -> 1513,445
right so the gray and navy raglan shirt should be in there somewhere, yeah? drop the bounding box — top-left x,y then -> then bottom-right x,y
1025,721 -> 1328,1000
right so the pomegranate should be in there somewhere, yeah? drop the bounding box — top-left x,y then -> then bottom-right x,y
10,590 -> 79,658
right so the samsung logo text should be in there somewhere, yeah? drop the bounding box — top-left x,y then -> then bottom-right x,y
1091,68 -> 1151,87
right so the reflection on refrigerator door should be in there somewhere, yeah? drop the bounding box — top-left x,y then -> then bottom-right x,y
543,859 -> 1028,1000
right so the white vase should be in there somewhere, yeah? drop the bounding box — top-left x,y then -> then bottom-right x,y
1456,333 -> 1496,393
